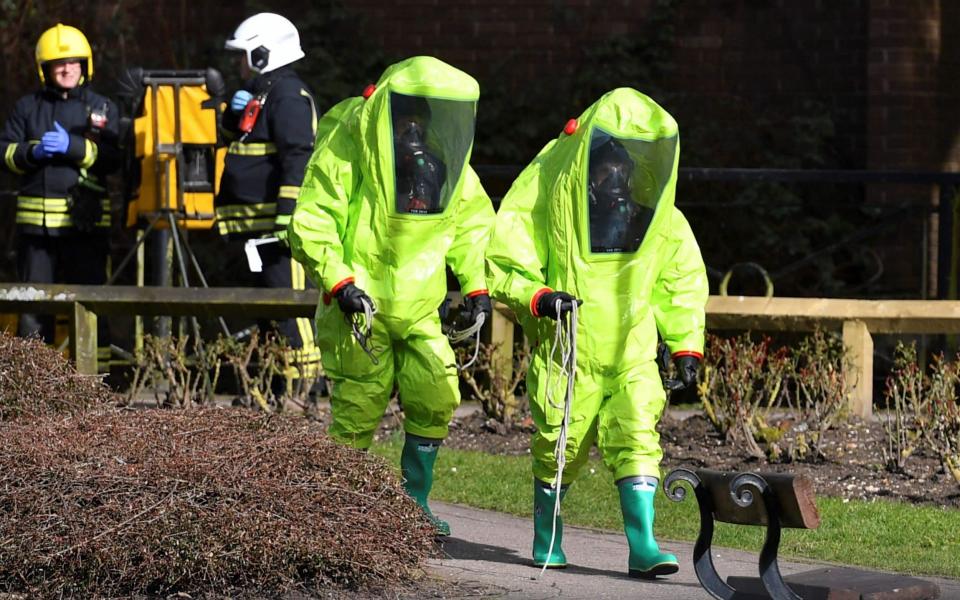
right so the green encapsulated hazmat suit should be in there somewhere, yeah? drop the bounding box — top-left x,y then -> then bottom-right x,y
289,57 -> 495,534
485,88 -> 707,576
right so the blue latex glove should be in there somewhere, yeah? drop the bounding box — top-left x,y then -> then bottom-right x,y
32,143 -> 52,160
231,90 -> 253,113
40,121 -> 70,155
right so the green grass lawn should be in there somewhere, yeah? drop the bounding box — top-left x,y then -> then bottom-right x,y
373,436 -> 960,579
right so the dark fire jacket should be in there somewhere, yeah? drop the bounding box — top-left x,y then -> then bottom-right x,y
216,66 -> 317,240
0,85 -> 120,236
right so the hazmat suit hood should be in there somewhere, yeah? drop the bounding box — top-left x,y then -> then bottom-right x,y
357,56 -> 478,217
289,56 -> 494,340
486,88 -> 703,371
556,87 -> 679,257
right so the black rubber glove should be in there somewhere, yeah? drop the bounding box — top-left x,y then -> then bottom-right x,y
335,283 -> 373,315
674,355 -> 701,390
463,293 -> 492,324
536,291 -> 582,321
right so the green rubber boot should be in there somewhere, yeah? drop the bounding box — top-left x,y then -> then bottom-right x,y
401,434 -> 450,536
533,479 -> 569,568
617,476 -> 679,579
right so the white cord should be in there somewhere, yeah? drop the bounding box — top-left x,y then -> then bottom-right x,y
349,297 -> 379,364
539,299 -> 577,577
447,312 -> 486,370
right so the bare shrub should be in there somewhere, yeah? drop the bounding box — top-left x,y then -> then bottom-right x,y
221,331 -> 316,413
700,333 -> 790,459
0,332 -> 116,419
881,342 -> 928,474
781,329 -> 849,461
457,341 -> 530,425
127,331 -> 318,414
922,355 -> 960,486
127,334 -> 228,408
881,343 -> 960,486
0,409 -> 435,597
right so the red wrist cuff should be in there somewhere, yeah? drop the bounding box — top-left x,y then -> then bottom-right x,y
466,289 -> 488,298
330,276 -> 355,295
530,287 -> 552,317
671,350 -> 703,360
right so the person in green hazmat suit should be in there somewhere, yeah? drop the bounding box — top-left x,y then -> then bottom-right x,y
485,88 -> 707,578
288,56 -> 495,536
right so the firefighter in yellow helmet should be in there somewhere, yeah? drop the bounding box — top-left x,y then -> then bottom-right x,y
0,24 -> 120,363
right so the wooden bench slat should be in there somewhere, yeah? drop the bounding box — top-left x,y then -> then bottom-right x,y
697,469 -> 821,530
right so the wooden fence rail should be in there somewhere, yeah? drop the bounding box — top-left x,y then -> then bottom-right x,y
4,284 -> 960,418
707,295 -> 960,417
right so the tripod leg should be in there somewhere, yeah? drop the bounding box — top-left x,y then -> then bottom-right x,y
107,214 -> 160,286
177,222 -> 232,337
166,213 -> 204,345
167,213 -> 243,401
167,212 -> 192,288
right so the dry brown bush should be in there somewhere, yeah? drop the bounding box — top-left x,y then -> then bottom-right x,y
0,409 -> 436,598
0,332 -> 117,420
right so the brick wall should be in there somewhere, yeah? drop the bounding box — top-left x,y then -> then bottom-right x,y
333,0 -> 869,166
2,1 -> 955,296
309,0 -> 957,297
319,0 -> 957,170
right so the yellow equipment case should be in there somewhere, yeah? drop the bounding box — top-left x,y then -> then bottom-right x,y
122,69 -> 226,229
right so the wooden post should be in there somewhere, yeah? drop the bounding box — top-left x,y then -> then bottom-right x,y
70,302 -> 98,375
842,319 -> 873,419
490,302 -> 514,382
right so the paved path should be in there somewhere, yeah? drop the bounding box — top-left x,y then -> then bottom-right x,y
427,502 -> 960,600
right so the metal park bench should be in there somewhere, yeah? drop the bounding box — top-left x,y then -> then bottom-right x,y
663,468 -> 941,600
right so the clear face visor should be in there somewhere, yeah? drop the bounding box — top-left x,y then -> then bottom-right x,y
390,92 -> 475,215
586,129 -> 676,253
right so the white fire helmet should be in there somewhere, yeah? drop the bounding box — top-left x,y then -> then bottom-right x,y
225,13 -> 305,74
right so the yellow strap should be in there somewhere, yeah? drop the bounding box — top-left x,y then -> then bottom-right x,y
16,198 -> 109,228
215,202 -> 277,219
295,348 -> 322,361
79,139 -> 97,169
17,196 -> 69,211
15,213 -> 44,226
227,141 -> 277,156
278,185 -> 301,199
216,217 -> 275,235
44,216 -> 111,228
4,143 -> 25,174
300,89 -> 318,136
43,200 -> 70,213
43,214 -> 74,227
16,198 -> 45,211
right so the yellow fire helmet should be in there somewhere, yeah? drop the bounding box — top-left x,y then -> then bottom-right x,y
35,23 -> 93,84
